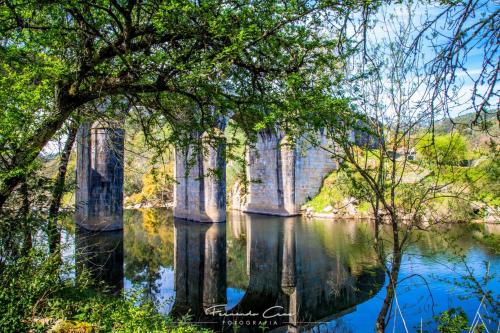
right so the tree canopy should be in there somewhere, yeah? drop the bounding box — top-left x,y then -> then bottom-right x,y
0,0 -> 370,208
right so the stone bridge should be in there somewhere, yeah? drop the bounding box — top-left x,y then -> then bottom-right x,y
75,123 -> 337,230
173,128 -> 337,223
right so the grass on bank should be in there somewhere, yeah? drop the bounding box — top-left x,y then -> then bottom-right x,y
306,146 -> 499,220
305,170 -> 372,214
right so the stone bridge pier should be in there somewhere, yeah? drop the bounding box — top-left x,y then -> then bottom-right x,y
243,130 -> 336,216
74,122 -> 336,227
75,122 -> 124,231
174,132 -> 227,222
174,129 -> 337,222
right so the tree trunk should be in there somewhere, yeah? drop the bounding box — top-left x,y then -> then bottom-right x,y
0,85 -> 87,211
47,121 -> 79,254
20,182 -> 32,255
375,238 -> 403,333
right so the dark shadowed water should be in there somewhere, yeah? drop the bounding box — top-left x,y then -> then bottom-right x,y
63,209 -> 499,332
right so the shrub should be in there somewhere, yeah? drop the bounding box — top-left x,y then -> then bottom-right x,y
435,308 -> 469,333
0,251 -> 210,333
417,133 -> 468,166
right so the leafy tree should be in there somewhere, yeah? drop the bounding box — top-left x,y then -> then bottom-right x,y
291,4 -> 491,331
416,133 -> 469,165
0,0 -> 369,209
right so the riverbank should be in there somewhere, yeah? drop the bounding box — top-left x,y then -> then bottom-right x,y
301,204 -> 500,224
122,196 -> 500,226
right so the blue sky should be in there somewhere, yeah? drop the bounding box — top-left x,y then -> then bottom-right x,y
361,1 -> 499,119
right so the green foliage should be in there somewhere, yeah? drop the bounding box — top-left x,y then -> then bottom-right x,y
357,201 -> 372,213
0,46 -> 63,162
470,145 -> 500,207
417,133 -> 468,166
0,250 -> 209,333
122,122 -> 175,206
0,251 -> 62,332
0,171 -> 53,259
473,232 -> 500,255
306,172 -> 344,212
307,135 -> 499,223
0,0 -> 371,207
47,289 -> 209,333
306,168 -> 371,213
225,122 -> 248,194
125,166 -> 173,207
435,308 -> 469,333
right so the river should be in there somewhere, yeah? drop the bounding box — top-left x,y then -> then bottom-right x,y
62,208 -> 499,332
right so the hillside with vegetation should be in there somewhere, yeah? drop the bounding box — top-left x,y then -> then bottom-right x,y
305,112 -> 499,222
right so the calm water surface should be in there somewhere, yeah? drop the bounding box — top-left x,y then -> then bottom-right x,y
65,209 -> 499,332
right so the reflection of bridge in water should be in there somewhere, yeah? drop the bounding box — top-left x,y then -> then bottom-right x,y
76,213 -> 384,332
172,214 -> 384,332
75,227 -> 124,295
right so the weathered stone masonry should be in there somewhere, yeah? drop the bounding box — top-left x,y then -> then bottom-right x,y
173,133 -> 226,222
75,122 -> 124,231
174,129 -> 337,222
75,123 -> 336,227
243,130 -> 337,216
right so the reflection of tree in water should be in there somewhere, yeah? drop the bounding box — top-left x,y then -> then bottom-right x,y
313,220 -> 479,267
311,220 -> 380,275
123,208 -> 174,300
410,224 -> 476,258
226,228 -> 249,290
